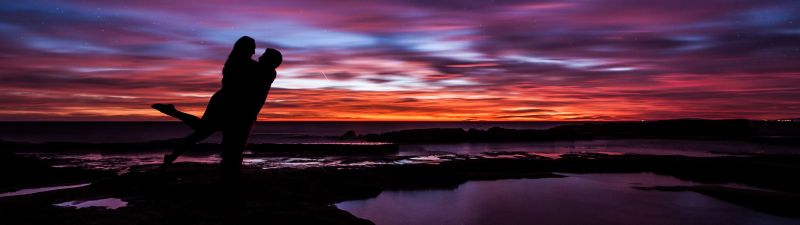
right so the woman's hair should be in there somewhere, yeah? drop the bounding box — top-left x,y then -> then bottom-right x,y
228,36 -> 256,60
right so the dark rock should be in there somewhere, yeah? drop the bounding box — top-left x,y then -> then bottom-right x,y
2,152 -> 800,224
340,130 -> 358,139
636,185 -> 800,218
359,119 -> 799,143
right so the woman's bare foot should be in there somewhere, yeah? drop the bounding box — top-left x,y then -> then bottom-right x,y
150,103 -> 206,131
151,103 -> 177,115
158,153 -> 179,171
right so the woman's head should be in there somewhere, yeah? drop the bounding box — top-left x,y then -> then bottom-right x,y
228,36 -> 256,60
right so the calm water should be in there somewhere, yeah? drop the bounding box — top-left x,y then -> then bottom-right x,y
0,121 -> 575,143
3,122 -> 797,171
54,198 -> 127,210
399,139 -> 798,156
336,173 -> 800,225
27,137 -> 793,172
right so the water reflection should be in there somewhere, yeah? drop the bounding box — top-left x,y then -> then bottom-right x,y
336,173 -> 800,225
20,139 -> 798,173
54,198 -> 128,210
31,152 -> 222,173
24,151 -> 465,172
400,139 -> 798,156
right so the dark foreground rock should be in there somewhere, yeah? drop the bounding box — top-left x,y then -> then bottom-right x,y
636,185 -> 800,218
0,140 -> 399,155
356,119 -> 800,143
1,153 -> 799,224
0,154 -> 561,225
0,151 -> 115,193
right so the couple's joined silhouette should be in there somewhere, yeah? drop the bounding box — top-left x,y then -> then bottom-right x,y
152,36 -> 280,176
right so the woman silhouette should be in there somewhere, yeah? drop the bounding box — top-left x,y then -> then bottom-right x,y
152,36 -> 280,175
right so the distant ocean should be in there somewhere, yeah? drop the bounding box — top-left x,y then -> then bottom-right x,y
0,121 -> 580,144
3,121 -> 797,171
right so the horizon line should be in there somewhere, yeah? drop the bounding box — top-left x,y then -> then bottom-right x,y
0,118 -> 790,123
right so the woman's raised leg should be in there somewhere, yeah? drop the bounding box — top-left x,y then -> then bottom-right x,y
152,103 -> 206,131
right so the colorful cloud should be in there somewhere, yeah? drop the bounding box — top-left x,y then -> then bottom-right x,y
0,0 -> 798,121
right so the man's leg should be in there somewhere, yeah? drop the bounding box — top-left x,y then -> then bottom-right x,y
220,120 -> 255,178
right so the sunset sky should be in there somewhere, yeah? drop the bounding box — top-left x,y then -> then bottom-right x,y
1,0 -> 798,121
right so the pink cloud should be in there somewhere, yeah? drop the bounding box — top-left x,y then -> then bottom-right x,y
0,0 -> 798,121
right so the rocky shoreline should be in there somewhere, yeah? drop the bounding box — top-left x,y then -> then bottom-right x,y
1,151 -> 799,224
0,140 -> 399,155
350,119 -> 800,144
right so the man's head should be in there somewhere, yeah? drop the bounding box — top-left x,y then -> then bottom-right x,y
260,48 -> 283,69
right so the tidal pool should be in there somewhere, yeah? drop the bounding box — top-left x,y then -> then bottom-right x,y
54,198 -> 128,210
336,173 -> 799,225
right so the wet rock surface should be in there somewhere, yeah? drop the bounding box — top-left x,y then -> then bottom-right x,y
1,151 -> 799,224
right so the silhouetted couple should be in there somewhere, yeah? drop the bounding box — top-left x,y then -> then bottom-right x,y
152,36 -> 280,177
